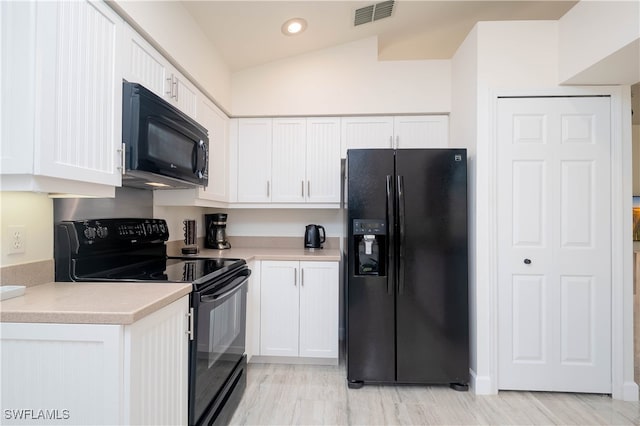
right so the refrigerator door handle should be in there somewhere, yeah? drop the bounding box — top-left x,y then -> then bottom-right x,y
386,175 -> 394,296
397,175 -> 406,295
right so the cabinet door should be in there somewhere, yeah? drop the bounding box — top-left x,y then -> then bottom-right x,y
1,1 -> 36,174
260,261 -> 300,357
197,97 -> 228,201
1,322 -> 123,424
306,118 -> 341,203
272,118 -> 306,203
237,119 -> 272,202
126,296 -> 189,425
299,261 -> 339,359
394,115 -> 449,149
171,71 -> 198,119
123,24 -> 169,99
245,260 -> 261,360
340,116 -> 394,157
36,0 -> 123,186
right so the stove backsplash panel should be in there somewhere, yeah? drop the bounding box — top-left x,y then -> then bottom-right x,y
54,187 -> 153,223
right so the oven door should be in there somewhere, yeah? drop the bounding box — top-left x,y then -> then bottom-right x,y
189,268 -> 249,425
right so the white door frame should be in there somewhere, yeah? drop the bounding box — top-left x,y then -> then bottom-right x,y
484,86 -> 637,400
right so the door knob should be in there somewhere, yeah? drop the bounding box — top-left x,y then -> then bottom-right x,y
524,259 -> 532,265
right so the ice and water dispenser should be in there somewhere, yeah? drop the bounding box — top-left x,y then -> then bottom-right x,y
353,219 -> 386,276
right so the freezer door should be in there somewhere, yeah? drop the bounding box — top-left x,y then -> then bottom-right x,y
346,149 -> 395,383
395,149 -> 469,384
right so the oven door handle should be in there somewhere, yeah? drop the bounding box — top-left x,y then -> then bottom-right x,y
199,269 -> 250,302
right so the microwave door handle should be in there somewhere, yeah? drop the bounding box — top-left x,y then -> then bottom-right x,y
200,140 -> 207,180
192,140 -> 207,179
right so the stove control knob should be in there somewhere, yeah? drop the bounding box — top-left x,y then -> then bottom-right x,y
96,226 -> 108,238
159,223 -> 166,233
146,223 -> 153,234
84,227 -> 96,240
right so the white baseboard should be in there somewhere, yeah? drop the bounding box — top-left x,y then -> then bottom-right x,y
620,381 -> 640,401
470,369 -> 496,395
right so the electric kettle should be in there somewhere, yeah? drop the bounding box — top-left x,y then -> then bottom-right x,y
304,224 -> 326,249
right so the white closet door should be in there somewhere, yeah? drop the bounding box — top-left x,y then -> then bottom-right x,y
497,96 -> 611,393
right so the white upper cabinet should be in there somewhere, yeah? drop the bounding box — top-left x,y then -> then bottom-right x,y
234,117 -> 341,206
272,118 -> 307,203
197,97 -> 229,202
122,24 -> 197,119
1,0 -> 124,196
170,69 -> 198,119
122,24 -> 168,99
393,115 -> 449,148
305,118 -> 341,203
341,116 -> 394,156
237,118 -> 273,202
341,115 -> 449,156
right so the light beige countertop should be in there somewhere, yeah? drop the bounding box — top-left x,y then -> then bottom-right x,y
0,246 -> 340,325
168,246 -> 342,262
0,282 -> 192,325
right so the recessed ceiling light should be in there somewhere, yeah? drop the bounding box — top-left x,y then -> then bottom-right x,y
281,18 -> 307,36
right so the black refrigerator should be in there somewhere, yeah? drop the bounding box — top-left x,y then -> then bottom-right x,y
345,148 -> 469,389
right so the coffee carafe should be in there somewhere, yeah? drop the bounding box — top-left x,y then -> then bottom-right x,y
205,213 -> 231,249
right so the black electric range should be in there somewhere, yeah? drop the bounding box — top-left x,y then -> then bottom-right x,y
54,218 -> 244,286
54,218 -> 249,426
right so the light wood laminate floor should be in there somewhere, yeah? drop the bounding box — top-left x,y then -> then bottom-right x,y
230,360 -> 640,425
230,290 -> 640,425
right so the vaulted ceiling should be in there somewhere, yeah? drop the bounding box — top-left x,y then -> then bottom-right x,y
182,1 -> 578,72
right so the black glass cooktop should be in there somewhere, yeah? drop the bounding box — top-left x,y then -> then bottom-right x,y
79,257 -> 243,284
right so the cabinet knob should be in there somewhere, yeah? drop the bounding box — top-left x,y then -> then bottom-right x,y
524,258 -> 532,265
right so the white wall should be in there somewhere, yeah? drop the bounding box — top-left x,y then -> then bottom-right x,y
634,125 -> 640,195
111,0 -> 232,111
558,0 -> 640,84
450,24 -> 480,390
452,20 -> 561,395
207,209 -> 343,239
0,192 -> 53,267
231,37 -> 451,116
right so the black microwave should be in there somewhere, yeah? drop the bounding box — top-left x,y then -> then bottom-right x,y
122,82 -> 208,189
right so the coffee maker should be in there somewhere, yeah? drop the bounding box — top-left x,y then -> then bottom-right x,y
205,213 -> 231,249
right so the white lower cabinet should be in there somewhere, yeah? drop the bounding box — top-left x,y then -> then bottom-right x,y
0,296 -> 189,425
259,261 -> 339,361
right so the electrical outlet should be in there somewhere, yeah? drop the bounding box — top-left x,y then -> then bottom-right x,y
8,225 -> 26,254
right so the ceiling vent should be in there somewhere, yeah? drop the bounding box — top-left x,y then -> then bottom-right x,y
354,0 -> 395,26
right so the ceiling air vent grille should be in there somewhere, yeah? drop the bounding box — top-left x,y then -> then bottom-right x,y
354,0 -> 395,27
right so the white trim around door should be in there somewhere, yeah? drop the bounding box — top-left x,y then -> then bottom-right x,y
483,86 -> 637,401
